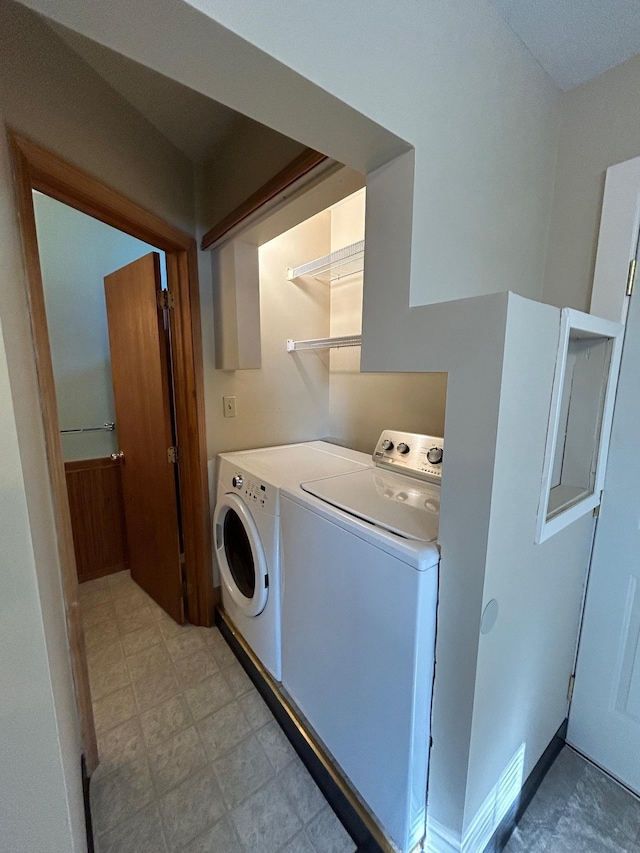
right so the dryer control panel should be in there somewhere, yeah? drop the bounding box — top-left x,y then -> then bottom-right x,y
218,459 -> 274,513
373,430 -> 444,483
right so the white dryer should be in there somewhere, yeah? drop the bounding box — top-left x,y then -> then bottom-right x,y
280,430 -> 443,853
213,441 -> 371,680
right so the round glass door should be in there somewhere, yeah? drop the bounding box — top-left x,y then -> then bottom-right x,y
223,509 -> 255,598
214,494 -> 268,616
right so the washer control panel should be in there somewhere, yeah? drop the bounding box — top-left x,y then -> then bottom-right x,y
373,430 -> 444,483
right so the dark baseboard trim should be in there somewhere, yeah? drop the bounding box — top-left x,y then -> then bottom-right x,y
483,718 -> 568,853
82,754 -> 95,853
216,609 -> 385,853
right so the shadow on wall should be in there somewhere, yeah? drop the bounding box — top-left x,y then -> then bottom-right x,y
328,369 -> 448,454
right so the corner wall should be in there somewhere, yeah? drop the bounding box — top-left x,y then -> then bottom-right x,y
544,54 -> 640,312
462,296 -> 595,846
0,317 -> 83,852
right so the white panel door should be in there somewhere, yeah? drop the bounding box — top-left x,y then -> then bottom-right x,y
568,277 -> 640,794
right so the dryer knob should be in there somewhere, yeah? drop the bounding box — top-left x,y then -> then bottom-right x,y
397,442 -> 410,455
381,439 -> 394,451
427,446 -> 443,464
232,474 -> 244,489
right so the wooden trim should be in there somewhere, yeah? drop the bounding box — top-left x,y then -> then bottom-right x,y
15,135 -> 191,251
64,456 -> 118,473
200,148 -> 327,250
168,244 -> 215,624
9,134 -> 99,773
8,131 -> 214,771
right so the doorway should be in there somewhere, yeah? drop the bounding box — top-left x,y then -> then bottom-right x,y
10,133 -> 212,772
32,191 -> 189,615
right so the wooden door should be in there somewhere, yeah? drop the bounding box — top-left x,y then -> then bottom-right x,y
104,252 -> 184,622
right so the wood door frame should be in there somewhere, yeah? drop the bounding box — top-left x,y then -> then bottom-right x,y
9,131 -> 214,772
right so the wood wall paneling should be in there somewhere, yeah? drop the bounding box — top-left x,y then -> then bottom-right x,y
65,457 -> 129,583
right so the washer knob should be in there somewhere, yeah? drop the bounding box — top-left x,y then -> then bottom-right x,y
427,446 -> 443,464
232,474 -> 244,489
397,442 -> 410,455
381,439 -> 394,451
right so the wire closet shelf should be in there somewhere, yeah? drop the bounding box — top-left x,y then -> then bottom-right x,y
286,239 -> 364,283
286,335 -> 362,352
286,239 -> 364,352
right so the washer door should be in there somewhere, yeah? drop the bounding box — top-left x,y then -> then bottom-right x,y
214,493 -> 268,617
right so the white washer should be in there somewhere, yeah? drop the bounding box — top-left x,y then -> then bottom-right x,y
213,441 -> 371,680
280,430 -> 443,853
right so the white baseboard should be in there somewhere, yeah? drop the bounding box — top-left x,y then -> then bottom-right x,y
427,743 -> 525,853
426,818 -> 461,853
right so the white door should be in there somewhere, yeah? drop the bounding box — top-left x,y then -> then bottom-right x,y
568,269 -> 640,794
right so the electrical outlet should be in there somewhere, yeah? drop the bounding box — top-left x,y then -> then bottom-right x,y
223,396 -> 236,418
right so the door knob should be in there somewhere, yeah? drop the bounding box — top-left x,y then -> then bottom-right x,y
110,451 -> 125,462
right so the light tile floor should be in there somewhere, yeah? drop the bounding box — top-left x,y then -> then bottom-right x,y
504,746 -> 640,853
81,571 -> 357,853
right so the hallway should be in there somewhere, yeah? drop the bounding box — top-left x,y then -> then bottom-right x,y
81,571 -> 356,853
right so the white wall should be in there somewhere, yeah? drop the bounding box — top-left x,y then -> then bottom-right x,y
544,54 -> 640,312
184,0 -> 563,308
0,318 -> 84,853
32,192 -> 163,461
328,190 -> 447,452
21,0 -> 562,309
461,296 -> 595,846
0,5 -> 197,849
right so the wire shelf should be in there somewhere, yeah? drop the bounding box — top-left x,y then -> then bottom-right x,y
287,239 -> 364,282
287,335 -> 362,352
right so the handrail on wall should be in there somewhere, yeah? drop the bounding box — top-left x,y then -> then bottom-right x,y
60,422 -> 115,435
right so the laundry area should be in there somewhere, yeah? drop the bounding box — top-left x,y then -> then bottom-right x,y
5,4 -> 640,853
206,173 -> 622,852
206,186 -> 446,457
199,135 -> 622,853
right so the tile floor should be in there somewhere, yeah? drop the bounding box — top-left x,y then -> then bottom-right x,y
84,572 -> 640,853
504,746 -> 640,853
81,571 -> 357,853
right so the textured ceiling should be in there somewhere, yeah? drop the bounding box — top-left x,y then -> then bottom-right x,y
490,0 -> 640,90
